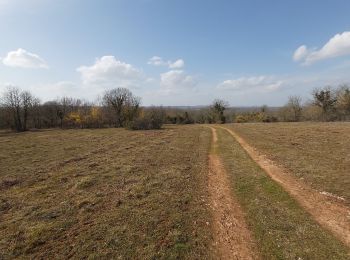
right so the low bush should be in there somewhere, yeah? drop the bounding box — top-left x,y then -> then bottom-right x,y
235,112 -> 278,123
128,117 -> 159,130
128,107 -> 165,130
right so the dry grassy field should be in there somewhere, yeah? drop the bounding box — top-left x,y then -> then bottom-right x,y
1,123 -> 350,259
228,122 -> 350,204
0,126 -> 213,259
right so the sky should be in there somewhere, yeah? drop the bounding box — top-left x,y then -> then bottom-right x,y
1,0 -> 350,106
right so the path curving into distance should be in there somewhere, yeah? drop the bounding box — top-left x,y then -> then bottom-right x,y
208,127 -> 260,259
220,126 -> 350,248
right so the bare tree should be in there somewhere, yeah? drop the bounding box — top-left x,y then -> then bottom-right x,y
313,87 -> 337,119
31,97 -> 42,128
123,94 -> 141,124
211,99 -> 229,123
2,87 -> 23,131
103,88 -> 140,127
336,85 -> 350,120
286,96 -> 303,121
56,97 -> 74,128
0,87 -> 37,131
20,91 -> 35,131
41,101 -> 60,128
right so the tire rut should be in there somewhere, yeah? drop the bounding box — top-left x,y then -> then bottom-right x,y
208,127 -> 259,259
221,126 -> 350,248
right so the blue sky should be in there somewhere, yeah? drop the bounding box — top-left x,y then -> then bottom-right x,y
1,0 -> 350,106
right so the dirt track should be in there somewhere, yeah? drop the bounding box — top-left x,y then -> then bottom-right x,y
208,127 -> 259,259
221,126 -> 350,248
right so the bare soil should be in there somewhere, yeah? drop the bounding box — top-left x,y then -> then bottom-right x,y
221,126 -> 350,248
208,127 -> 259,259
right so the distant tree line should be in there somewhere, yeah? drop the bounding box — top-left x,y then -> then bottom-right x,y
0,87 -> 165,131
278,85 -> 350,122
224,85 -> 350,123
166,85 -> 350,124
164,85 -> 350,124
165,99 -> 229,124
1,84 -> 350,131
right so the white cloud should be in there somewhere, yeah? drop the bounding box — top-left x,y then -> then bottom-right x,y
169,59 -> 184,69
77,56 -> 142,87
160,70 -> 196,93
294,31 -> 350,65
217,76 -> 283,92
2,48 -> 48,69
148,56 -> 185,69
293,45 -> 308,62
147,56 -> 167,66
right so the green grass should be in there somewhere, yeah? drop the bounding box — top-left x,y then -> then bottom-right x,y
216,127 -> 349,259
0,126 -> 213,259
228,122 -> 350,204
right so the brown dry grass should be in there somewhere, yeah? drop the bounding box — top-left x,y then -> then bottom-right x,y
228,122 -> 350,205
0,126 -> 212,259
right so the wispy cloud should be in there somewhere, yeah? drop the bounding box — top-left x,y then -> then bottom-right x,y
148,56 -> 185,69
147,56 -> 167,66
217,76 -> 283,93
168,59 -> 184,69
